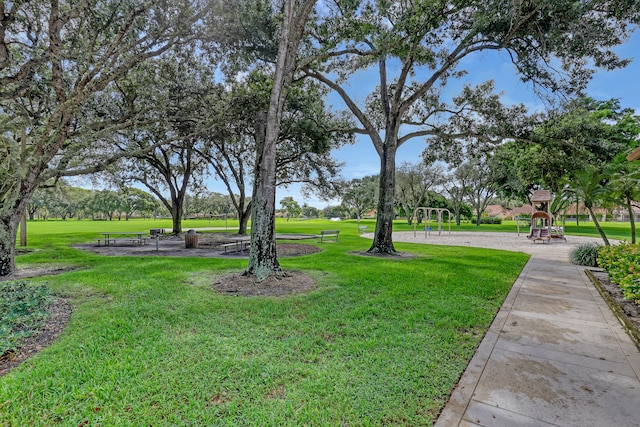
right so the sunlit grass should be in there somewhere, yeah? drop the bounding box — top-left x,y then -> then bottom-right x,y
3,218 -> 531,425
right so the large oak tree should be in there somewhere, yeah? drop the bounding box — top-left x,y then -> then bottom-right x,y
304,0 -> 639,254
0,0 -> 209,275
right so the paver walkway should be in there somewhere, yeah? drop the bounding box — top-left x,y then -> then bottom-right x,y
388,232 -> 640,427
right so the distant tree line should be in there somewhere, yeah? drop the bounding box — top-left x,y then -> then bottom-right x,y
27,182 -> 246,223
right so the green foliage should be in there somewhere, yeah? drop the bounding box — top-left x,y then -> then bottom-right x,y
279,196 -> 301,221
0,281 -> 53,356
494,98 -> 640,202
569,242 -> 601,267
471,217 -> 503,225
597,243 -> 640,303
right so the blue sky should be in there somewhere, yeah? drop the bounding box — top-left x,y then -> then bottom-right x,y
265,30 -> 640,209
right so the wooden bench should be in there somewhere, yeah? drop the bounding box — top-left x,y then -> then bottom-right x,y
358,226 -> 369,234
319,230 -> 340,242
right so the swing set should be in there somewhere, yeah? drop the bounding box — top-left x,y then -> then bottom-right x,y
412,207 -> 452,238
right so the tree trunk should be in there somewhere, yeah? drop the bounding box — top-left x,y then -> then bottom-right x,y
626,195 -> 636,244
0,214 -> 19,276
237,202 -> 252,236
171,204 -> 183,234
586,205 -> 610,246
247,112 -> 281,281
403,202 -> 413,225
368,142 -> 397,254
245,0 -> 316,281
20,211 -> 27,247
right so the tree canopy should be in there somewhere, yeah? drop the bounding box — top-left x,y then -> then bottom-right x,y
301,0 -> 639,254
0,0 -> 210,275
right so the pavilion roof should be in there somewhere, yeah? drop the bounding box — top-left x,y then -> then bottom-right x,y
531,190 -> 552,203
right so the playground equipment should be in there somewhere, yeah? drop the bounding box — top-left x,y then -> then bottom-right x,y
527,190 -> 565,243
413,207 -> 452,238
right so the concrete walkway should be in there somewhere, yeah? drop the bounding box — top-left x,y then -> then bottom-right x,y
388,232 -> 640,427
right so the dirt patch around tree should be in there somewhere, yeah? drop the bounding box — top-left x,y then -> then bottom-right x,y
349,250 -> 417,259
0,297 -> 72,377
212,270 -> 317,297
0,266 -> 78,283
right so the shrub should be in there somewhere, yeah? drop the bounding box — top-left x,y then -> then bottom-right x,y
470,217 -> 503,225
0,281 -> 53,356
597,243 -> 640,303
570,242 -> 601,267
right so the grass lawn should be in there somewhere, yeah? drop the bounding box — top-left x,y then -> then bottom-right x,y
3,218 -> 532,425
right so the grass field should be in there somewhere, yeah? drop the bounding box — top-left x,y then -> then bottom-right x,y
1,217 -> 626,425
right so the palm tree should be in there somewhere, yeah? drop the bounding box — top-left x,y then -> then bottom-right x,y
565,169 -> 610,246
608,163 -> 640,244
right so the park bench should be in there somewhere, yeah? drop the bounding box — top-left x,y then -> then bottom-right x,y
318,229 -> 340,242
358,226 -> 369,234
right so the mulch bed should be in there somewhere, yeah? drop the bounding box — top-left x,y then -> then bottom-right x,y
0,298 -> 72,377
587,270 -> 640,348
212,270 -> 317,297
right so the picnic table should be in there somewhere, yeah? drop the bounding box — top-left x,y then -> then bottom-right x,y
98,232 -> 147,246
221,236 -> 251,253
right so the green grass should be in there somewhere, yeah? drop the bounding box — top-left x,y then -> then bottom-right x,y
4,218 -> 531,425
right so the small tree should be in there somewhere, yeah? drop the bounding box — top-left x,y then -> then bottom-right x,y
91,190 -> 122,221
119,188 -> 158,220
395,162 -> 444,225
608,161 -> 640,244
280,197 -> 301,221
301,203 -> 320,218
341,176 -> 378,224
462,158 -> 499,226
566,170 -> 610,246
